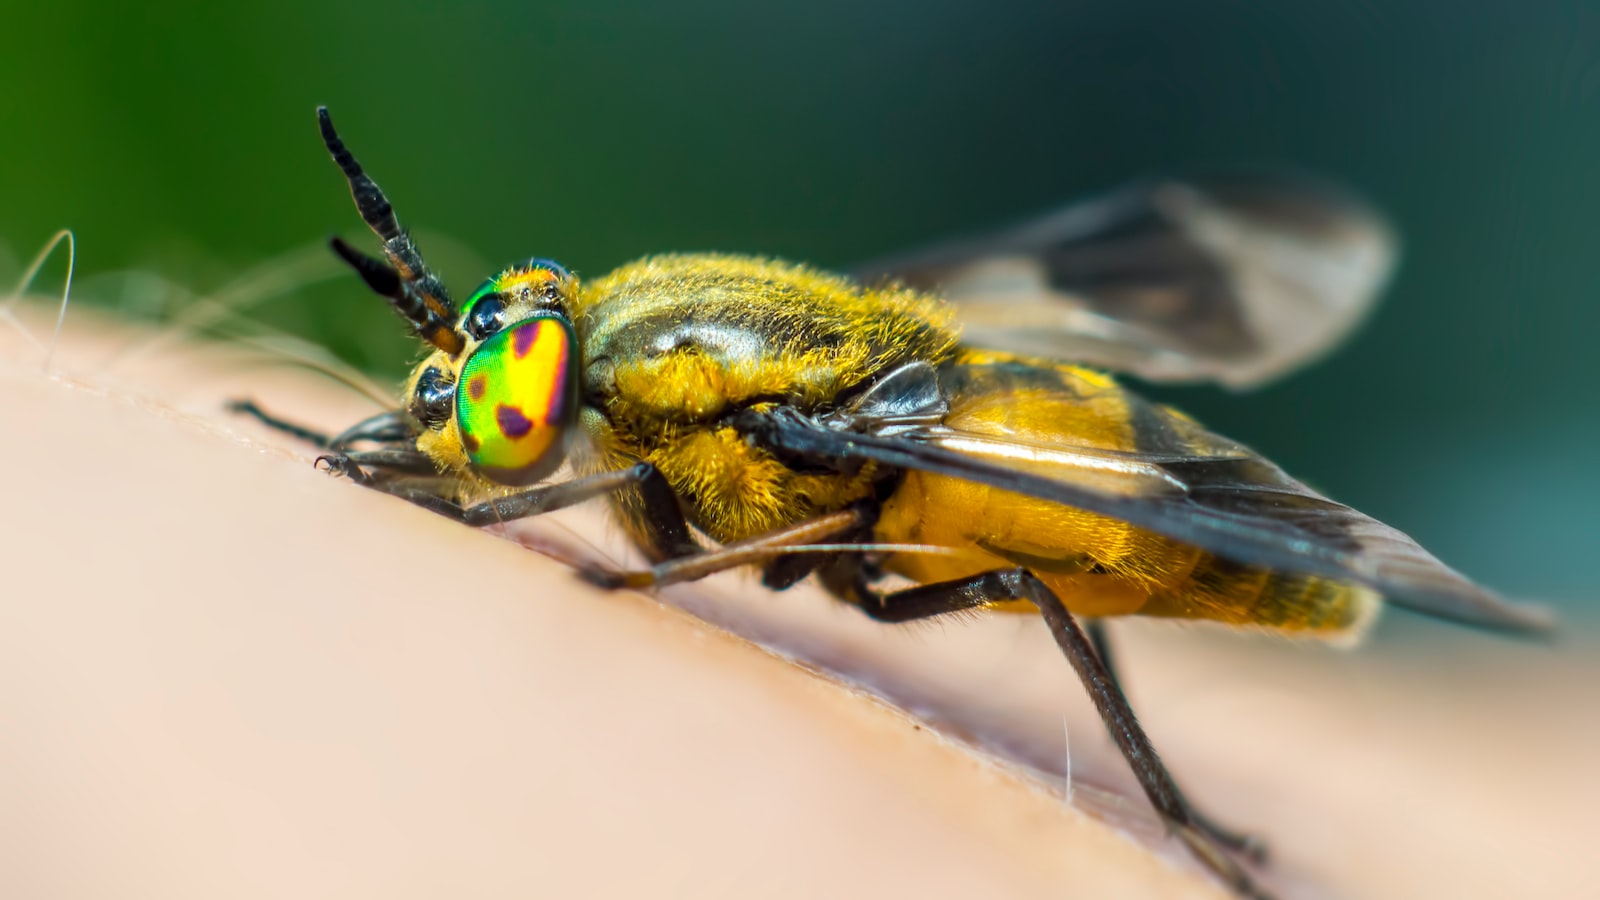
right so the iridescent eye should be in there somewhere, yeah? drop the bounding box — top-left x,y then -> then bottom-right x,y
455,314 -> 579,485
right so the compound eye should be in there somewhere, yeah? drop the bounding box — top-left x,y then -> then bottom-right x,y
455,314 -> 579,485
465,293 -> 508,341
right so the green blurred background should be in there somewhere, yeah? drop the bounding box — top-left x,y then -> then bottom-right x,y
2,1 -> 1596,616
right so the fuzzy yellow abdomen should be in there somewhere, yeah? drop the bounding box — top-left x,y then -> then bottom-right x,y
875,352 -> 1378,637
877,472 -> 1376,635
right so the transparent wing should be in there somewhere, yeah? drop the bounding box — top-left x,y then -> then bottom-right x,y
854,171 -> 1398,388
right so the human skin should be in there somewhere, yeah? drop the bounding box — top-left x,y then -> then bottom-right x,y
0,304 -> 1594,899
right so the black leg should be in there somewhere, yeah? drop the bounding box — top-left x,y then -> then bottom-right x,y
228,398 -> 335,448
853,568 -> 1269,899
317,449 -> 440,480
761,552 -> 827,591
761,504 -> 875,591
856,572 -> 1000,622
229,400 -> 412,451
412,463 -> 678,529
328,411 -> 412,449
1085,619 -> 1267,863
235,401 -> 699,567
1085,619 -> 1118,691
322,456 -> 696,550
582,508 -> 866,590
631,460 -> 701,560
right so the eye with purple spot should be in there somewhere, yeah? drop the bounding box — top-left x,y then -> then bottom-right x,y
454,314 -> 579,485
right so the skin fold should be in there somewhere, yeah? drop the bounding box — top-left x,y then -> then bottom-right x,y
0,305 -> 1593,900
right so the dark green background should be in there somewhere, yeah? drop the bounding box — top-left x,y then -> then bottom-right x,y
4,1 -> 1596,614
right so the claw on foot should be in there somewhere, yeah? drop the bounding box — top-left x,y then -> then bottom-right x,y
315,453 -> 370,484
315,454 -> 349,475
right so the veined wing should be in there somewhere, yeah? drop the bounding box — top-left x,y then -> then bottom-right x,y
742,361 -> 1550,636
855,171 -> 1397,388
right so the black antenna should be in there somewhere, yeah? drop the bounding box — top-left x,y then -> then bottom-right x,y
327,237 -> 463,355
317,106 -> 463,356
318,107 -> 401,243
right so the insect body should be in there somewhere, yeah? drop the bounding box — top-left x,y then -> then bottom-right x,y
238,108 -> 1553,899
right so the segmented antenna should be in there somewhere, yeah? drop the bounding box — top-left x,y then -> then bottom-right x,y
317,106 -> 464,356
328,236 -> 467,357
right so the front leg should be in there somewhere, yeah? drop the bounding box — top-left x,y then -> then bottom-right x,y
233,398 -> 700,563
322,452 -> 697,557
229,399 -> 411,451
